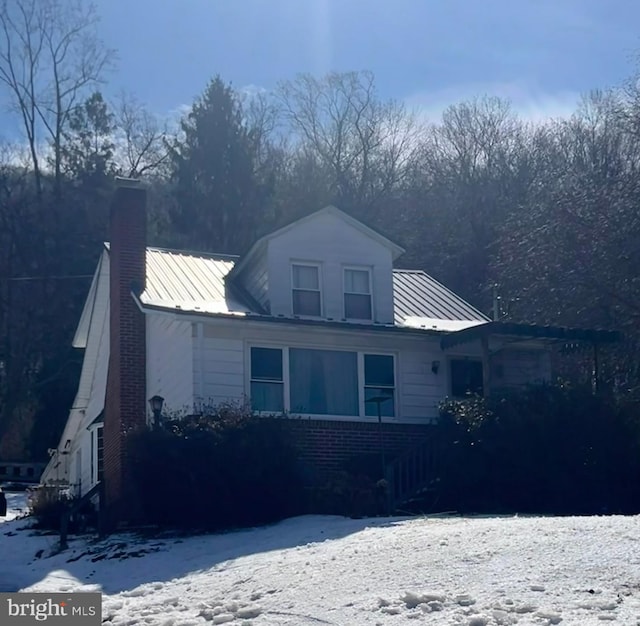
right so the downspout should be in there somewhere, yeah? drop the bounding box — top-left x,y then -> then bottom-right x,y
197,322 -> 205,411
593,341 -> 599,394
481,335 -> 492,398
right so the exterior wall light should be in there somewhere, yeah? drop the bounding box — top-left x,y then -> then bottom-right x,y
148,395 -> 165,430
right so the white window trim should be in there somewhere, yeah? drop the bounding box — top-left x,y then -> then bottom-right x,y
90,429 -> 95,485
87,423 -> 102,487
246,342 -> 396,421
249,346 -> 285,414
363,353 -> 396,418
291,261 -> 323,318
343,265 -> 373,321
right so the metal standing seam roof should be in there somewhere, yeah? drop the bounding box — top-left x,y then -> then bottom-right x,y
131,247 -> 489,326
392,270 -> 489,325
140,247 -> 251,315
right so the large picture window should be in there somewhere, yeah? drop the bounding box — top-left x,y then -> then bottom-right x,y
250,347 -> 284,412
290,348 -> 358,416
249,346 -> 395,419
292,263 -> 322,316
344,268 -> 372,320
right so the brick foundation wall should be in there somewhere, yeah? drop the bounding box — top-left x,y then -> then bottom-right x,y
103,181 -> 147,529
287,419 -> 436,483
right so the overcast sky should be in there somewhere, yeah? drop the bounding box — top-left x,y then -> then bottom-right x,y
2,0 -> 640,135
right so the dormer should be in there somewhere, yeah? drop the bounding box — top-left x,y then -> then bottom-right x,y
229,206 -> 404,324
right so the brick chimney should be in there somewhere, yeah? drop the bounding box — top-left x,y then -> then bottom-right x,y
102,178 -> 147,529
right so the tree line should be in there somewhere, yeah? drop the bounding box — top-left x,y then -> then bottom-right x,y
0,0 -> 638,461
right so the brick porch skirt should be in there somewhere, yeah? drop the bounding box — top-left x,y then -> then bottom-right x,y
285,419 -> 436,484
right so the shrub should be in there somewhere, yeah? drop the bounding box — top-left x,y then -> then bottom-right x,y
309,470 -> 389,518
28,486 -> 71,530
438,385 -> 640,515
129,404 -> 305,530
28,486 -> 97,531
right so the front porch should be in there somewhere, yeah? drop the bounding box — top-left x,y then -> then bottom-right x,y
441,322 -> 620,398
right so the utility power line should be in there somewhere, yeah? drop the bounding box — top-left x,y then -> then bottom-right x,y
0,274 -> 93,281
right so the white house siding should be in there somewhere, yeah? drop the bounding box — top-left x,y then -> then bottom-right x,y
266,212 -> 395,324
68,303 -> 108,496
195,323 -> 246,408
197,318 -> 442,423
443,340 -> 552,394
83,300 -> 109,431
77,430 -> 93,496
493,348 -> 551,389
400,350 -> 447,422
69,295 -> 108,496
146,314 -> 195,417
41,253 -> 110,488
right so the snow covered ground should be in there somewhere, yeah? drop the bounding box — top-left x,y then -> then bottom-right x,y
2,494 -> 640,625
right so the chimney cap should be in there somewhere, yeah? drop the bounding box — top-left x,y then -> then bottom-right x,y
115,176 -> 142,189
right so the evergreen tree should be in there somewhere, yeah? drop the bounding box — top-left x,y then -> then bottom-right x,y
169,77 -> 274,253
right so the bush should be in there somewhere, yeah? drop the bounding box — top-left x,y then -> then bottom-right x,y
130,404 -> 305,530
28,486 -> 97,531
309,470 -> 389,518
28,486 -> 69,529
438,385 -> 640,515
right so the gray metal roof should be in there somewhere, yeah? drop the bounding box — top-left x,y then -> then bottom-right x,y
141,247 -> 251,316
134,248 -> 488,328
392,270 -> 489,327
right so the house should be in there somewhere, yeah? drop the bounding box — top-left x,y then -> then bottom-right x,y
41,179 -> 617,526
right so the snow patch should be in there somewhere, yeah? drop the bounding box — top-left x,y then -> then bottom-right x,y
3,500 -> 640,626
401,591 -> 446,608
455,593 -> 476,606
536,611 -> 563,625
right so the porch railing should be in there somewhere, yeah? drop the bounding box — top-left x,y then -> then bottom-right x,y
384,436 -> 440,513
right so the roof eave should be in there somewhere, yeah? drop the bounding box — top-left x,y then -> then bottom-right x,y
72,252 -> 106,348
440,321 -> 621,350
134,296 -> 449,337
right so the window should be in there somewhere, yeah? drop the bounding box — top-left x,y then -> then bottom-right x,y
97,426 -> 104,482
450,359 -> 484,397
344,268 -> 372,320
250,346 -> 396,419
250,347 -> 284,412
90,429 -> 95,484
364,354 -> 395,417
290,348 -> 358,415
292,263 -> 321,316
75,450 -> 82,487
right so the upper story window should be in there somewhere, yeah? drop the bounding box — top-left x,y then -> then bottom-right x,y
292,263 -> 322,316
344,267 -> 372,320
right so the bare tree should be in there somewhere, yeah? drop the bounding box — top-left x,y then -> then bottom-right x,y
0,0 -> 114,196
277,71 -> 422,210
113,92 -> 170,178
